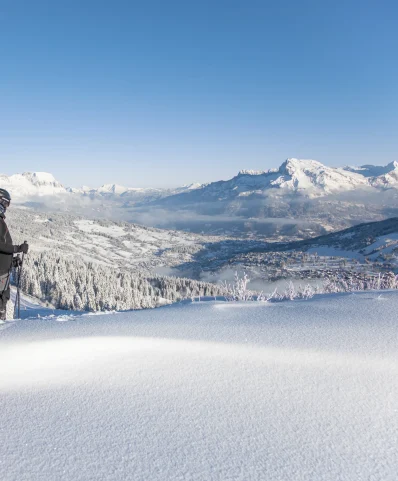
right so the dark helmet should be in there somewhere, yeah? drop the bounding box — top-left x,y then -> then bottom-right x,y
0,189 -> 11,206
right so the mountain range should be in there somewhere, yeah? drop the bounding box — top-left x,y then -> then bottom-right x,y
2,158 -> 398,201
153,158 -> 398,207
2,158 -> 398,238
0,171 -> 202,202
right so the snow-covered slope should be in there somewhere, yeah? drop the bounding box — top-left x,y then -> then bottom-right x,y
1,291 -> 398,480
8,207 -> 398,283
287,216 -> 398,256
6,207 -> 218,274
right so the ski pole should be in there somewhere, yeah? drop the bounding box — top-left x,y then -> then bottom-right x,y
17,257 -> 22,319
14,241 -> 27,319
13,257 -> 22,319
13,261 -> 19,320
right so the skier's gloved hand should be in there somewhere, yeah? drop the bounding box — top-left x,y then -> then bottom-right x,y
20,242 -> 29,254
14,243 -> 29,254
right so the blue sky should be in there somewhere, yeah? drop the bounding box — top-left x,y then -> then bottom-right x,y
1,0 -> 397,188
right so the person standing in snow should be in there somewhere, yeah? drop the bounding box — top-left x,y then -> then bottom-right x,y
0,189 -> 29,320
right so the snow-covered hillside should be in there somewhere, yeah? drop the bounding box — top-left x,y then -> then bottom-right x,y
8,207 -> 398,291
7,208 -> 217,274
169,217 -> 398,290
199,217 -> 398,269
1,291 -> 397,480
297,216 -> 398,263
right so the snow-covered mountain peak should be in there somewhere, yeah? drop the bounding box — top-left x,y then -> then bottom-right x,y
386,160 -> 398,171
272,158 -> 367,194
180,182 -> 203,191
12,172 -> 64,187
343,161 -> 398,177
233,159 -> 366,195
237,160 -> 325,179
238,169 -> 269,176
157,158 -> 377,209
22,172 -> 57,184
0,171 -> 66,198
279,158 -> 324,175
97,183 -> 128,195
342,160 -> 398,187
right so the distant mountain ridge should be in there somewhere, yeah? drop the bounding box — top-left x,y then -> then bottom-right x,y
0,171 -> 202,202
2,158 -> 398,202
2,159 -> 398,240
154,158 -> 398,208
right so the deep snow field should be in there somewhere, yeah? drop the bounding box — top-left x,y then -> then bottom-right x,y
1,291 -> 398,481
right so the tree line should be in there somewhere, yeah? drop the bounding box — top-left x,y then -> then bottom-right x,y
18,252 -> 224,311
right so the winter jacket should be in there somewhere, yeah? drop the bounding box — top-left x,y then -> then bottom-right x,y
0,215 -> 13,276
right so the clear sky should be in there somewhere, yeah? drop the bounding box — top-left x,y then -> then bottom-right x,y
1,0 -> 397,188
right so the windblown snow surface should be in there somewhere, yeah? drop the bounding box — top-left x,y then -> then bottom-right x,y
1,292 -> 398,481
